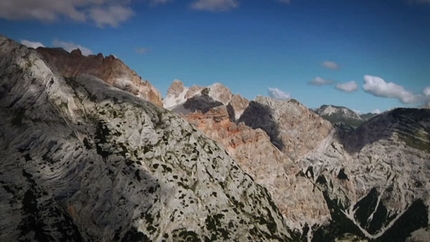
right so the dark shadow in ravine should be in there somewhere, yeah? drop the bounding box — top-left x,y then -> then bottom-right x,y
238,101 -> 285,151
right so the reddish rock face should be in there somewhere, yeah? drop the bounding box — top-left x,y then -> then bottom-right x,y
36,47 -> 163,106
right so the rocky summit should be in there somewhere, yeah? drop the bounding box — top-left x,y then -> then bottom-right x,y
0,36 -> 295,241
314,104 -> 378,129
36,46 -> 162,106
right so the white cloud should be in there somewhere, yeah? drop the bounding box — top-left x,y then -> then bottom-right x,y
423,86 -> 430,96
268,87 -> 290,100
191,0 -> 239,11
335,81 -> 358,92
52,39 -> 93,56
90,5 -> 133,28
321,61 -> 339,70
309,77 -> 333,86
135,47 -> 150,54
21,40 -> 45,48
0,0 -> 133,27
371,109 -> 381,114
149,0 -> 172,4
363,75 -> 423,104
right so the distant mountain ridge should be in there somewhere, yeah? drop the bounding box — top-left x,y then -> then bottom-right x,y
314,104 -> 378,128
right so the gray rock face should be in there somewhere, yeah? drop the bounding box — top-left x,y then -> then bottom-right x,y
234,96 -> 430,241
239,96 -> 334,161
0,36 -> 295,241
163,81 -> 249,121
298,108 -> 430,241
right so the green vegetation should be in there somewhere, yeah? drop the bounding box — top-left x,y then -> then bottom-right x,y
201,87 -> 210,96
398,130 -> 430,153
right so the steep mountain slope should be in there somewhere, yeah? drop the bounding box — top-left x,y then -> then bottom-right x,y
300,108 -> 430,241
0,36 -> 295,241
314,104 -> 375,128
164,83 -> 335,237
165,79 -> 430,241
36,46 -> 162,106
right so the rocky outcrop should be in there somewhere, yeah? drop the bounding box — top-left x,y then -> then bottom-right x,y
239,96 -> 334,161
0,36 -> 295,241
163,80 -> 249,121
36,46 -> 163,106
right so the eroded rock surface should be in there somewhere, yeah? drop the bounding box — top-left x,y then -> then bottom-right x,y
239,96 -> 334,161
170,82 -> 430,241
0,36 -> 295,242
163,80 -> 249,121
36,46 -> 162,106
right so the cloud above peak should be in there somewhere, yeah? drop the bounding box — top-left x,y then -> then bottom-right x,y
191,0 -> 239,11
335,81 -> 358,92
90,5 -> 133,28
0,0 -> 133,27
321,61 -> 339,70
308,77 -> 333,86
268,87 -> 290,100
362,75 -> 424,104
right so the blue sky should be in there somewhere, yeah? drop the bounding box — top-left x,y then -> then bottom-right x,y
1,0 -> 430,113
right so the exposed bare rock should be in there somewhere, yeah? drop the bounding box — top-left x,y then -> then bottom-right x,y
163,81 -> 249,121
182,105 -> 330,237
207,83 -> 233,105
0,36 -> 296,241
227,94 -> 249,121
183,93 -> 430,241
239,96 -> 334,161
165,79 -> 185,99
36,46 -> 163,106
297,108 -> 430,241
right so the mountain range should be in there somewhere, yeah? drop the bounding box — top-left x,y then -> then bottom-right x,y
1,35 -> 429,242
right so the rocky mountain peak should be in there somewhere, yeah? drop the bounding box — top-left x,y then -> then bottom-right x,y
207,82 -> 233,105
163,81 -> 249,121
314,104 -> 379,129
36,46 -> 163,106
240,96 -> 334,160
70,48 -> 82,57
316,104 -> 361,119
166,79 -> 185,98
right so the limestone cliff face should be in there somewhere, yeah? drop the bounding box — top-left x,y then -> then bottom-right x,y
239,96 -> 334,161
0,36 -> 295,241
36,47 -> 162,106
